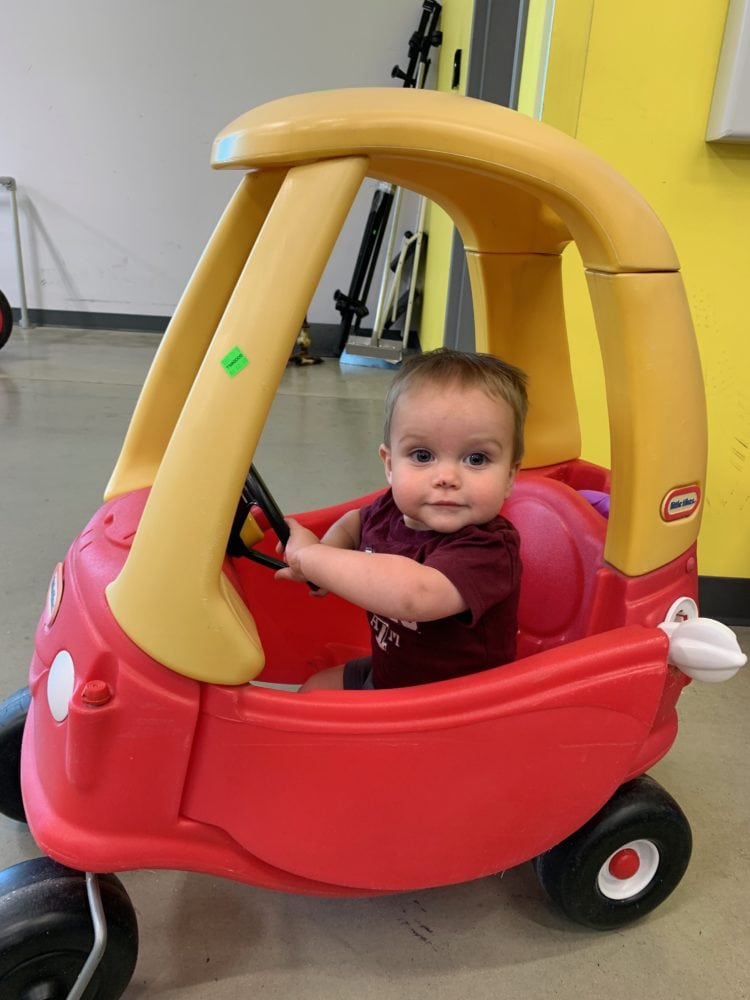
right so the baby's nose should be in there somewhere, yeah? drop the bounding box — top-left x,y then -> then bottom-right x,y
434,462 -> 460,486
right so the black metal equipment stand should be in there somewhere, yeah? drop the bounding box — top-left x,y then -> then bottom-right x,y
333,0 -> 442,357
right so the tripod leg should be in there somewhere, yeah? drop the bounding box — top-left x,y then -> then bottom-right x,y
334,184 -> 394,355
371,186 -> 405,343
401,233 -> 424,349
400,193 -> 429,348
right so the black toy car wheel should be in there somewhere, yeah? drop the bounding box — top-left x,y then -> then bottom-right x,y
533,774 -> 692,929
0,686 -> 31,823
0,290 -> 12,350
0,857 -> 138,999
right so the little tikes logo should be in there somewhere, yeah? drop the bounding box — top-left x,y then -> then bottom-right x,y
661,485 -> 701,522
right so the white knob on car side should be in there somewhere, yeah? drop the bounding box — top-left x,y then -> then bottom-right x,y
658,617 -> 747,683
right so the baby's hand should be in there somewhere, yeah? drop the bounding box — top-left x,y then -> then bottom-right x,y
274,518 -> 325,592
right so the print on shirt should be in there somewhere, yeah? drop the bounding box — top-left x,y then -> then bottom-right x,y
370,614 -> 419,651
359,490 -> 521,686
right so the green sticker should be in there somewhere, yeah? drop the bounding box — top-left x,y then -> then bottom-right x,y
221,346 -> 249,378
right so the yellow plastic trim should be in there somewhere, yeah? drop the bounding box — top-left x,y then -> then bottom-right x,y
588,270 -> 707,575
239,513 -> 264,551
467,252 -> 581,468
106,157 -> 368,683
104,87 -> 708,685
210,87 -> 704,573
212,88 -> 679,273
106,170 -> 286,500
347,158 -> 573,257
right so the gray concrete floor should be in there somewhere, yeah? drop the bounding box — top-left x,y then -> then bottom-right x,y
0,327 -> 748,999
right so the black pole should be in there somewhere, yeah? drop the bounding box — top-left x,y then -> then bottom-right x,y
333,1 -> 442,357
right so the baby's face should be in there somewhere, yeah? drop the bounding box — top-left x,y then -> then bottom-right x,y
379,383 -> 519,533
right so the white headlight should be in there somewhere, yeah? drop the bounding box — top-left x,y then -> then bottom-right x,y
47,650 -> 76,722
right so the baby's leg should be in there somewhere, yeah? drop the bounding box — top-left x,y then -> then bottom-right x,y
300,656 -> 373,692
299,665 -> 346,692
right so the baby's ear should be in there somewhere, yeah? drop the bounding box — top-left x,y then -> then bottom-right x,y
379,443 -> 393,483
505,461 -> 521,496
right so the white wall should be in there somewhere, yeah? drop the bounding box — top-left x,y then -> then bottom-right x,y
0,0 -> 423,323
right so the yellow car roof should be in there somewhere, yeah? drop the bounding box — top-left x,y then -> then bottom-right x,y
105,89 -> 706,684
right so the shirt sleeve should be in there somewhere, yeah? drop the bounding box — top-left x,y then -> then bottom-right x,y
424,522 -> 521,624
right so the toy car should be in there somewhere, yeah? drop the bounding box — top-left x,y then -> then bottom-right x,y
0,88 -> 745,999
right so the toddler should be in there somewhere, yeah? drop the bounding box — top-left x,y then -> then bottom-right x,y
276,348 -> 528,690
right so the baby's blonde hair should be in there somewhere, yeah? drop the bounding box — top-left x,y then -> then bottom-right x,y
383,348 -> 529,465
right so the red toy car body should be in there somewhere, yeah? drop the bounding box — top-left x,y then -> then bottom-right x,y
0,88 -> 746,999
25,461 -> 692,895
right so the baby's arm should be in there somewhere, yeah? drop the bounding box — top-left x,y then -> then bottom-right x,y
275,509 -> 361,586
320,508 -> 361,550
280,518 -> 467,622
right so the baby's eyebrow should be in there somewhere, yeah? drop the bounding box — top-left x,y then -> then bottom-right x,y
467,438 -> 504,450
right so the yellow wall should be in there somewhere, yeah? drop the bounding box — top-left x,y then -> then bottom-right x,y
420,0 -> 750,580
543,0 -> 750,579
517,0 -> 556,118
419,0 -> 475,351
420,0 -> 554,350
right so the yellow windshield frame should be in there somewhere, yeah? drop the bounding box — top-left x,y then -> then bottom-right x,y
106,88 -> 706,683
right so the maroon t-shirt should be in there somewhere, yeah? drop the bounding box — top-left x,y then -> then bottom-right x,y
359,490 -> 521,689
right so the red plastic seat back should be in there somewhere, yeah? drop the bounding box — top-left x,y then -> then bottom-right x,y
503,476 -> 607,658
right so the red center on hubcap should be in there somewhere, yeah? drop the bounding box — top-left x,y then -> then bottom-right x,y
608,847 -> 641,880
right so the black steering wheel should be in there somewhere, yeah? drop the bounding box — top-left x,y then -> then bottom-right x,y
228,464 -> 288,570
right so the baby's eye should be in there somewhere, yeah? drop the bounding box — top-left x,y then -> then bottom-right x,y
410,449 -> 433,464
466,452 -> 489,467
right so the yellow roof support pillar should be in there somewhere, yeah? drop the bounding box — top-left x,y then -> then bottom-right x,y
107,157 -> 368,683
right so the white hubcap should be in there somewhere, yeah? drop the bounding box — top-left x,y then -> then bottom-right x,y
597,839 -> 660,900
